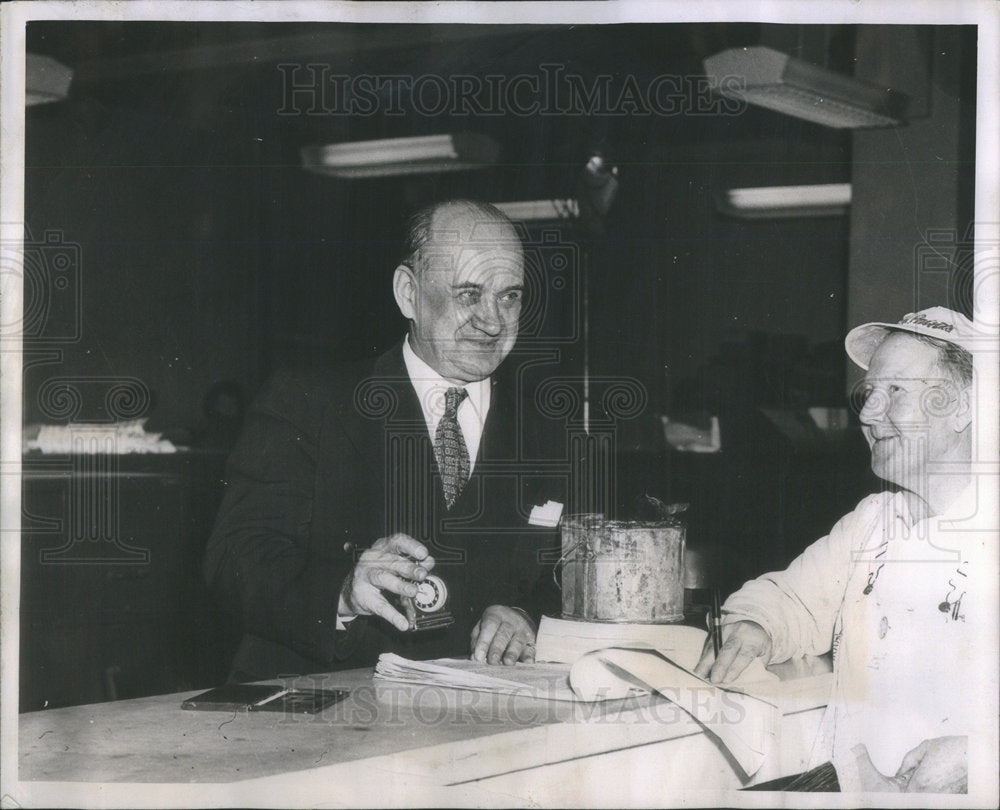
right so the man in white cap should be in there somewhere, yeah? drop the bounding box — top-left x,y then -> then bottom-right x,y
695,307 -> 983,793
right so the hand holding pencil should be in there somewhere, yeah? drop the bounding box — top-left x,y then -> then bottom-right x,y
694,594 -> 773,684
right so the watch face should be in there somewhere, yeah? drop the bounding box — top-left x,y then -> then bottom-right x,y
414,575 -> 448,613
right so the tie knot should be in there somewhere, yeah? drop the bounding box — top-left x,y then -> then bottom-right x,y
444,386 -> 467,416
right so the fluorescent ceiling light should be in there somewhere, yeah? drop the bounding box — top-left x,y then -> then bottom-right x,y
26,54 -> 73,106
718,183 -> 852,219
492,199 -> 579,222
301,133 -> 499,179
703,46 -> 907,129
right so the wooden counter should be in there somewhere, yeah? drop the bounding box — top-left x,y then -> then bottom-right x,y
14,657 -> 832,807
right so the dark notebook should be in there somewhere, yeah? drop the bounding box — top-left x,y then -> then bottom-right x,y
181,683 -> 286,711
181,684 -> 348,714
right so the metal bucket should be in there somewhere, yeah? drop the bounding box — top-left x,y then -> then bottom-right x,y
560,514 -> 686,623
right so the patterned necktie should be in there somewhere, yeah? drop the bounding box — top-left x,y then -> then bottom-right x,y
435,387 -> 470,509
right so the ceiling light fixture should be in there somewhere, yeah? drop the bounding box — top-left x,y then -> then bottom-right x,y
301,133 -> 499,179
717,183 -> 852,219
492,199 -> 579,222
703,46 -> 908,129
26,53 -> 73,106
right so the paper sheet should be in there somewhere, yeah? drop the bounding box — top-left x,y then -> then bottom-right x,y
535,615 -> 778,686
569,646 -> 779,775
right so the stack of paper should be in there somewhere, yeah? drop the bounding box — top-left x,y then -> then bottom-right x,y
374,654 -> 579,701
535,615 -> 706,668
24,419 -> 177,454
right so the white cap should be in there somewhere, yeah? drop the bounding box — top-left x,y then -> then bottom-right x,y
845,306 -> 976,370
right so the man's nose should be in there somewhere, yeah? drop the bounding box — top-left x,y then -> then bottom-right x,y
471,297 -> 503,335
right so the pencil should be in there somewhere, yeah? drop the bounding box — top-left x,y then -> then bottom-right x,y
252,689 -> 290,708
711,588 -> 723,658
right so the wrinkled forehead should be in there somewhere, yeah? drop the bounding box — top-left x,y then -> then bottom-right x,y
420,217 -> 524,286
864,333 -> 944,382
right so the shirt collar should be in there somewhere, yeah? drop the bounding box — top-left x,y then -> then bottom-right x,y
402,335 -> 490,426
896,481 -> 977,526
891,482 -> 980,558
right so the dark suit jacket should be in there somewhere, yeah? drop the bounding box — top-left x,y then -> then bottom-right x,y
204,343 -> 572,680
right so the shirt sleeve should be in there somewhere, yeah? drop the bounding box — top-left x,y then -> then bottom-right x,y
721,495 -> 884,664
336,614 -> 357,632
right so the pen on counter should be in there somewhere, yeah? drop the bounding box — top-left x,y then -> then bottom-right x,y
711,588 -> 723,658
252,689 -> 290,708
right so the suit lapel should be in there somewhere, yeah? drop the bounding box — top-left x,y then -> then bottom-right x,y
341,343 -> 426,476
450,372 -> 519,519
365,344 -> 444,533
373,343 -> 426,429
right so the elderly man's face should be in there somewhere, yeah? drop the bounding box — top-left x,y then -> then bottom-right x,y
858,333 -> 969,492
400,215 -> 524,383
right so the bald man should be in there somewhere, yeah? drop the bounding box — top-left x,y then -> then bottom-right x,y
205,200 -> 569,680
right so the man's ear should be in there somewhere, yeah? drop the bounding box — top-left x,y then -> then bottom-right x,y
952,385 -> 973,433
393,264 -> 417,321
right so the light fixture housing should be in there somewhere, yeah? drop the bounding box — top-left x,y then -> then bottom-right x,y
301,133 -> 499,179
703,46 -> 908,129
26,53 -> 73,106
717,183 -> 852,219
492,199 -> 579,222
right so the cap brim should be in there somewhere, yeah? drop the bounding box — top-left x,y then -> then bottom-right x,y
844,323 -> 895,370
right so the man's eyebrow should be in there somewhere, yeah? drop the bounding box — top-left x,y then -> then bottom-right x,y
450,282 -> 524,291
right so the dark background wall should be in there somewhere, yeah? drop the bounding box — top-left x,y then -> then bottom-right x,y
847,26 -> 976,390
24,102 -> 264,432
22,22 -> 883,437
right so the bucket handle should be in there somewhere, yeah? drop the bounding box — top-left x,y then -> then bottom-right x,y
552,539 -> 596,589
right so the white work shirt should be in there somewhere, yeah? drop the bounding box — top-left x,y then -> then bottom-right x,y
402,335 -> 490,474
724,482 -> 993,789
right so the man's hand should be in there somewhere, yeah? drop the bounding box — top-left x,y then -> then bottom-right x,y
338,533 -> 435,632
895,736 -> 967,793
693,620 -> 772,684
470,605 -> 536,665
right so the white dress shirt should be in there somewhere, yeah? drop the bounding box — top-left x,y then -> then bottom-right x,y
402,335 -> 491,474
